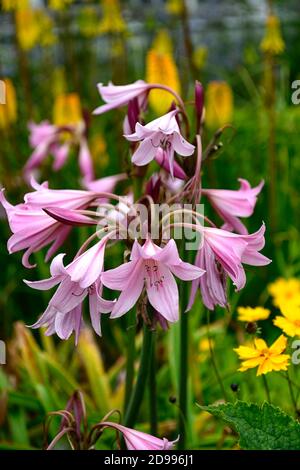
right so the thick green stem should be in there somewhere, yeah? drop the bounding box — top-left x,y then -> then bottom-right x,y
124,324 -> 154,428
149,332 -> 157,435
124,309 -> 136,413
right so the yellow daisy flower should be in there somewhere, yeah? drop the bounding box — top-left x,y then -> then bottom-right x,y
234,335 -> 290,376
273,304 -> 300,338
237,306 -> 270,322
268,278 -> 300,307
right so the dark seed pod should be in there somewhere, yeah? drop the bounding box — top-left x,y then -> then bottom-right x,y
230,383 -> 239,392
245,321 -> 258,334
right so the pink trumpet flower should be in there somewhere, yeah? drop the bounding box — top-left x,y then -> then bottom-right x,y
102,238 -> 205,322
188,223 -> 271,310
155,147 -> 187,180
0,178 -> 103,267
24,235 -> 115,342
101,422 -> 178,450
202,179 -> 264,234
93,80 -> 151,115
124,110 -> 195,178
24,120 -> 94,182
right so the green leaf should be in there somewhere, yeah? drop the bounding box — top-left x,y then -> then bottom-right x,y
198,401 -> 300,450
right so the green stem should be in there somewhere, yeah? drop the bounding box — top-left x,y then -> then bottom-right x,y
286,370 -> 298,415
124,324 -> 154,428
206,309 -> 228,401
178,246 -> 190,450
149,332 -> 157,435
124,309 -> 136,414
262,374 -> 271,402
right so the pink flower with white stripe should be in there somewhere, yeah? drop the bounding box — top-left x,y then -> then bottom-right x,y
101,422 -> 178,450
202,179 -> 264,234
25,235 -> 115,342
102,238 -> 204,322
25,120 -> 94,182
0,178 -> 114,268
93,80 -> 150,115
188,224 -> 271,310
124,110 -> 195,178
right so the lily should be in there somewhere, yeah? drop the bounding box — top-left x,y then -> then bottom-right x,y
124,110 -> 195,177
102,238 -> 204,322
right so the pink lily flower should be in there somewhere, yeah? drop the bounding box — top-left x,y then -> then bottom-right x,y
124,110 -> 195,177
155,147 -> 187,180
202,179 -> 264,234
93,80 -> 150,115
83,173 -> 127,193
188,224 -> 271,310
101,422 -> 178,450
0,178 -> 101,267
25,235 -> 115,342
102,238 -> 205,322
24,120 -> 94,182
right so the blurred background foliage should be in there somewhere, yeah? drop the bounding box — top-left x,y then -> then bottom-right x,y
0,0 -> 300,449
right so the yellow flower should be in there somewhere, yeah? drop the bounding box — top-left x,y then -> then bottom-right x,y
237,306 -> 270,322
268,278 -> 300,307
165,0 -> 184,16
205,81 -> 233,129
234,335 -> 290,376
273,304 -> 300,338
193,46 -> 208,71
146,30 -> 181,115
77,6 -> 100,38
90,134 -> 109,170
98,0 -> 127,35
198,337 -> 214,362
15,8 -> 56,50
48,0 -> 73,10
0,78 -> 17,130
199,337 -> 214,352
53,93 -> 82,127
2,0 -> 28,11
52,67 -> 67,98
260,14 -> 285,56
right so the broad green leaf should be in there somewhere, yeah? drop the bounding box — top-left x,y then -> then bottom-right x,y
198,401 -> 300,450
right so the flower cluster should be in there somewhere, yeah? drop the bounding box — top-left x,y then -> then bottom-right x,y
1,79 -> 271,343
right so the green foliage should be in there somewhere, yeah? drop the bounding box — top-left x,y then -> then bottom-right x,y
198,401 -> 300,450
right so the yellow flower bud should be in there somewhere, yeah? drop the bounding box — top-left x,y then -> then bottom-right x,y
53,93 -> 82,127
77,6 -> 100,38
260,14 -> 285,55
205,81 -> 233,129
98,0 -> 127,35
146,30 -> 181,115
2,0 -> 28,11
0,78 -> 17,130
48,0 -> 73,10
15,8 -> 56,50
165,0 -> 184,16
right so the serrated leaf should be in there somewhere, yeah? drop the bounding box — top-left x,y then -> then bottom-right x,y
198,401 -> 300,450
